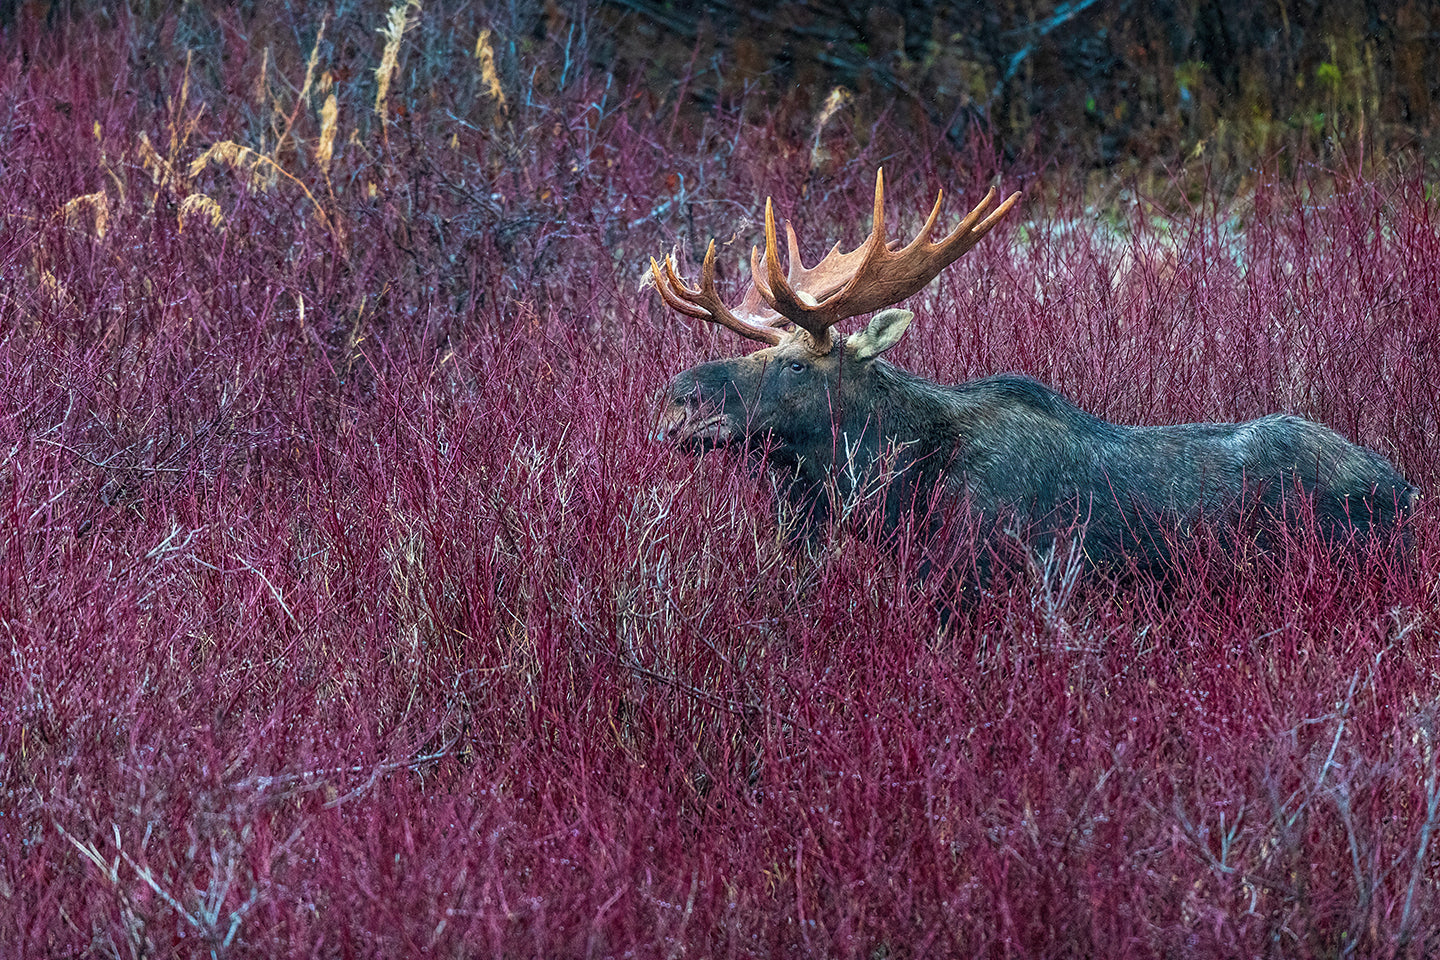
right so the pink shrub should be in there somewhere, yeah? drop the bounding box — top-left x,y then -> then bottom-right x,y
1,4 -> 1436,957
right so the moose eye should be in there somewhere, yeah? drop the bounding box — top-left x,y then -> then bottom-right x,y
787,361 -> 807,373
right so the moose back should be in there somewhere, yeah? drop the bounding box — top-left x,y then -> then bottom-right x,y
651,171 -> 1414,576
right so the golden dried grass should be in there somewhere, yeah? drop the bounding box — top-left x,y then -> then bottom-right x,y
178,193 -> 224,230
809,86 -> 853,172
189,140 -> 342,243
61,191 -> 109,239
475,29 -> 507,115
317,93 -> 339,174
189,140 -> 275,191
375,1 -> 422,128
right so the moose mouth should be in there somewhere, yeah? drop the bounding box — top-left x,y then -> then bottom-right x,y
655,402 -> 736,447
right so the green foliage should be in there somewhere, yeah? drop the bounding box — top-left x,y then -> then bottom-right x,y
602,0 -> 1440,188
1316,60 -> 1343,92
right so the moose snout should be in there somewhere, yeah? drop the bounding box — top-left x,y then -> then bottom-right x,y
653,377 -> 701,443
653,396 -> 692,443
653,376 -> 733,446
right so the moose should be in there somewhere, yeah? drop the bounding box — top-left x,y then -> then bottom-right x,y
650,170 -> 1414,581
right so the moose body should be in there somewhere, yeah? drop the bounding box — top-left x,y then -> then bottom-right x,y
660,341 -> 1414,575
651,171 -> 1413,578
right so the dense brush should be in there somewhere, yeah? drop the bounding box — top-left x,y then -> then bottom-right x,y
1,3 -> 1437,957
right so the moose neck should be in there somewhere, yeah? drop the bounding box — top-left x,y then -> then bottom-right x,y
779,359 -> 963,520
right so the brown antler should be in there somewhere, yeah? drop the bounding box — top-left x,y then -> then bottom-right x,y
652,168 -> 1021,349
650,242 -> 787,345
648,215 -> 856,346
762,169 -> 1020,347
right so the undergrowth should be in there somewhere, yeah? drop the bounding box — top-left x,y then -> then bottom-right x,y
1,3 -> 1438,957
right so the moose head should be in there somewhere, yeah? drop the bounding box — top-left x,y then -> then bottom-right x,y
652,170 -> 1019,460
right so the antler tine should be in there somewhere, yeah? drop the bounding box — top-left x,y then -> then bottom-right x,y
972,190 -> 1023,236
762,198 -> 786,308
870,166 -> 887,253
908,186 -> 1022,265
750,227 -> 860,309
650,256 -> 710,321
650,244 -> 784,345
785,222 -> 804,279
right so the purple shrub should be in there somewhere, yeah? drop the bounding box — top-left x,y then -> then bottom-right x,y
1,3 -> 1438,957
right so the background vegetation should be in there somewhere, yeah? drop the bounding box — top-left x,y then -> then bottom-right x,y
2,1 -> 1438,956
601,0 -> 1440,192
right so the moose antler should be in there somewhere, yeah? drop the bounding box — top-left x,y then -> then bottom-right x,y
649,215 -> 854,346
651,169 -> 1021,349
651,241 -> 788,345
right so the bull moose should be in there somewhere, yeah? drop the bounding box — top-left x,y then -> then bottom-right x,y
650,170 -> 1413,580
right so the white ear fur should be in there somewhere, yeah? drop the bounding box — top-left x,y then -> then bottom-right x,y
850,309 -> 914,360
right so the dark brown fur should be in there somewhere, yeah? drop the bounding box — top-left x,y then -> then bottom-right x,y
657,313 -> 1415,579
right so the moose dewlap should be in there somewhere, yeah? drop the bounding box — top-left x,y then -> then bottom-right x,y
650,170 -> 1414,577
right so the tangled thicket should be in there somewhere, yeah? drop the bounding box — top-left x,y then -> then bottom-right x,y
2,3 -> 1439,956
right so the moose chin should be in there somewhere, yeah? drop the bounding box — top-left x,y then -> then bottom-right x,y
650,170 -> 1415,584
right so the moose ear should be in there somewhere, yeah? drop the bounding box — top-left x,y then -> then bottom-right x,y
850,309 -> 914,361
